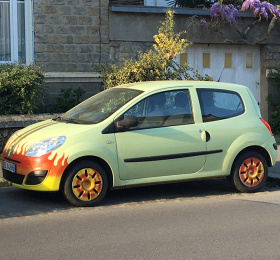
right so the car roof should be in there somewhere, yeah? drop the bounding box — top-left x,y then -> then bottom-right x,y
116,80 -> 247,92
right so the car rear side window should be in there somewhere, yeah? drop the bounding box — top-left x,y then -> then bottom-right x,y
197,89 -> 245,122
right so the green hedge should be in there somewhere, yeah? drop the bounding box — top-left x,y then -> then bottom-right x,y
268,69 -> 280,135
0,63 -> 45,115
50,87 -> 86,113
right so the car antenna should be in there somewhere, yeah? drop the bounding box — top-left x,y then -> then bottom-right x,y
217,67 -> 224,82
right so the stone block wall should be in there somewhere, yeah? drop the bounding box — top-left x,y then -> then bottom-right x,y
0,115 -> 58,152
109,41 -> 153,66
261,45 -> 280,69
34,0 -> 110,73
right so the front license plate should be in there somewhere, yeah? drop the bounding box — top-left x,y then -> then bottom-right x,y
2,160 -> 16,173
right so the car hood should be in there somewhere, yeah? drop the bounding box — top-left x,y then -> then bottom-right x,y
15,119 -> 90,141
3,119 -> 94,157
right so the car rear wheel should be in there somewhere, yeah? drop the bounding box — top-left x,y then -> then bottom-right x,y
230,151 -> 268,193
63,160 -> 108,207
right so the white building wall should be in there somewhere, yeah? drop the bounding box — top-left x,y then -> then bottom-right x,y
177,44 -> 261,103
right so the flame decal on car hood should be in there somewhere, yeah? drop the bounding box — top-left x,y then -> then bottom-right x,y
4,121 -> 57,158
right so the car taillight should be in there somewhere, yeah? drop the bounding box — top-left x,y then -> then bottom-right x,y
260,118 -> 273,136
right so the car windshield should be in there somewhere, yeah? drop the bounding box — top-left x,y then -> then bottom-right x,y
60,88 -> 142,124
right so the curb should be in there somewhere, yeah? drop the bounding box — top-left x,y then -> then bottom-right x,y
0,170 -> 11,187
0,180 -> 12,188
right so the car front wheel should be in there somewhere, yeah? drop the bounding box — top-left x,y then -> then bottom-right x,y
230,152 -> 268,193
63,160 -> 108,207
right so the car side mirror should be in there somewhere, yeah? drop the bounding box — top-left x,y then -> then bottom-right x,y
116,115 -> 139,129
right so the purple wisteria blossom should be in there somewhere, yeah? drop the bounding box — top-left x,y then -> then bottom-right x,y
210,3 -> 239,24
241,0 -> 280,20
200,19 -> 208,27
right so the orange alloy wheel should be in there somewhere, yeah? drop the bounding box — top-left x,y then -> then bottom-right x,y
238,157 -> 265,187
72,168 -> 103,201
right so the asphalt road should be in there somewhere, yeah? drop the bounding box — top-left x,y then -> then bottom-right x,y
1,179 -> 280,260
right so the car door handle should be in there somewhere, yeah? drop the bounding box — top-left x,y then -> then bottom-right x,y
205,131 -> 210,142
200,130 -> 211,142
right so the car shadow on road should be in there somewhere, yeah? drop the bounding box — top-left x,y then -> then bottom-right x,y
1,178 -> 279,219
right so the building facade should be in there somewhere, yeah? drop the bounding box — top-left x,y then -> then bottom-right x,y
0,0 -> 279,119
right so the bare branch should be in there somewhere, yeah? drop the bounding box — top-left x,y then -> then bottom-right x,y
242,19 -> 259,36
254,17 -> 277,44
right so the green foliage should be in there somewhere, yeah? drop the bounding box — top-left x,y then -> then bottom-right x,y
50,87 -> 86,113
270,0 -> 280,5
267,69 -> 280,135
93,10 -> 212,89
0,63 -> 45,115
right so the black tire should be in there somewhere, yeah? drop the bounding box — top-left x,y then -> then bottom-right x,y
63,160 -> 108,207
230,151 -> 268,193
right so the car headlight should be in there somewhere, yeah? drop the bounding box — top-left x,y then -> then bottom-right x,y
25,136 -> 66,157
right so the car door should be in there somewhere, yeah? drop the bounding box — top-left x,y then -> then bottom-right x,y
115,89 -> 207,180
196,88 -> 247,172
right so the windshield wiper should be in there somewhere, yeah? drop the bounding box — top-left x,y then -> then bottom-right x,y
52,116 -> 62,121
52,116 -> 79,124
63,117 -> 80,124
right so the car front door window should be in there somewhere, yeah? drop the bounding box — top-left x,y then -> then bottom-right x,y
124,89 -> 194,130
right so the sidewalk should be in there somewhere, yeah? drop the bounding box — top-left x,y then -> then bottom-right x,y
0,146 -> 279,187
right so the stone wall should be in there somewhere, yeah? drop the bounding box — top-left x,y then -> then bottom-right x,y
109,41 -> 153,66
34,0 -> 110,73
261,45 -> 280,69
0,115 -> 57,152
44,72 -> 103,107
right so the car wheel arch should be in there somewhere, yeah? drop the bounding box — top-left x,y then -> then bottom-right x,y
222,132 -> 274,175
231,146 -> 272,172
59,156 -> 114,192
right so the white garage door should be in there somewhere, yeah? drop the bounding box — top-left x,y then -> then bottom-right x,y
178,44 -> 261,103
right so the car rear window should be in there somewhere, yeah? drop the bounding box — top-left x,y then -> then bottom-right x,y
197,89 -> 245,122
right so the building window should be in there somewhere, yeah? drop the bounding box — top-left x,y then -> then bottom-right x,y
224,53 -> 232,68
180,53 -> 188,66
18,0 -> 26,62
0,0 -> 32,63
203,53 -> 210,68
245,53 -> 254,69
0,0 -> 11,61
144,0 -> 168,7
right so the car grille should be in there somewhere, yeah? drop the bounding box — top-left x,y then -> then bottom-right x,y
2,169 -> 25,185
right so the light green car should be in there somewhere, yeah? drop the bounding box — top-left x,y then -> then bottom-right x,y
2,81 -> 278,206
